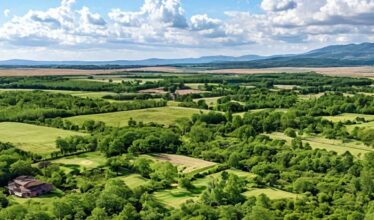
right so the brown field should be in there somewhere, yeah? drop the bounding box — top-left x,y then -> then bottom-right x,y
203,67 -> 374,78
2,66 -> 374,78
138,88 -> 167,94
175,89 -> 207,95
144,154 -> 217,174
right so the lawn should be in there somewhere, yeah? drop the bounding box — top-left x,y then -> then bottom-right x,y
67,106 -> 207,126
0,122 -> 86,155
50,151 -> 107,172
143,154 -> 217,174
267,132 -> 373,157
243,188 -> 299,200
322,113 -> 374,123
116,174 -> 150,189
9,189 -> 64,207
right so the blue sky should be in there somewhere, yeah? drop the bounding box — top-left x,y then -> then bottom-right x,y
0,0 -> 262,24
0,0 -> 372,60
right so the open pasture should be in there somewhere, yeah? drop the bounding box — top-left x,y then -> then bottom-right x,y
193,96 -> 222,107
67,106 -> 206,126
0,122 -> 86,155
322,113 -> 374,123
267,132 -> 373,157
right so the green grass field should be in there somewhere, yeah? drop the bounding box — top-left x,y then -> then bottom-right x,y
76,78 -> 162,84
0,88 -> 117,99
233,108 -> 288,117
322,113 -> 374,123
0,122 -> 86,155
9,188 -> 64,208
51,152 -> 107,172
243,188 -> 298,200
154,169 -> 294,208
116,174 -> 150,189
193,97 -> 222,107
67,106 -> 206,126
298,93 -> 325,100
346,121 -> 374,132
267,132 -> 373,157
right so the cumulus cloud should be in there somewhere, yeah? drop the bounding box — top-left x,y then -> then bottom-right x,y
261,0 -> 298,12
3,9 -> 10,17
0,0 -> 374,57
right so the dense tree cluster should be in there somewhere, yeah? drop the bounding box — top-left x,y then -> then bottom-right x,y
0,91 -> 167,122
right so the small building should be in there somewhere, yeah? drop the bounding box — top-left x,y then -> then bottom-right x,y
7,176 -> 53,198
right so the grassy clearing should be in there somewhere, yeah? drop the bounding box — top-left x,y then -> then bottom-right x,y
193,97 -> 222,107
322,113 -> 374,123
346,121 -> 374,131
298,93 -> 325,100
0,122 -> 86,155
233,108 -> 288,117
116,174 -> 150,189
143,154 -> 217,174
67,106 -> 207,126
76,78 -> 162,84
243,188 -> 298,200
51,152 -> 107,172
267,132 -> 373,157
274,85 -> 298,90
0,88 -> 117,99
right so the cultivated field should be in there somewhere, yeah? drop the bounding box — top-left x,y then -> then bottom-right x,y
0,122 -> 86,155
67,107 -> 207,126
144,154 -> 217,174
202,66 -> 374,78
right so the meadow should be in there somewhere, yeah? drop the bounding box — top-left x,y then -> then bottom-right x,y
322,113 -> 374,123
50,152 -> 107,172
0,122 -> 86,155
66,106 -> 206,126
267,132 -> 373,157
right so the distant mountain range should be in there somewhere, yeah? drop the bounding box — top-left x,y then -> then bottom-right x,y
0,55 -> 268,67
1,42 -> 374,68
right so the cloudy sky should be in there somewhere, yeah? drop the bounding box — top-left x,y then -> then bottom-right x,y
0,0 -> 373,61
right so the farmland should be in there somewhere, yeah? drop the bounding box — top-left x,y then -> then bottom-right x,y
0,122 -> 86,155
67,106 -> 206,126
0,71 -> 373,219
267,132 -> 373,157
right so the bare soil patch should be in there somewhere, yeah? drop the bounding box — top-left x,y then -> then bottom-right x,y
176,89 -> 206,95
138,88 -> 167,94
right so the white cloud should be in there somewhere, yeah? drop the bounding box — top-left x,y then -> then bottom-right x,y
3,9 -> 10,17
0,0 -> 374,59
261,0 -> 298,12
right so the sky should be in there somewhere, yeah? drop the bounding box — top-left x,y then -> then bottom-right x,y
0,0 -> 373,61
